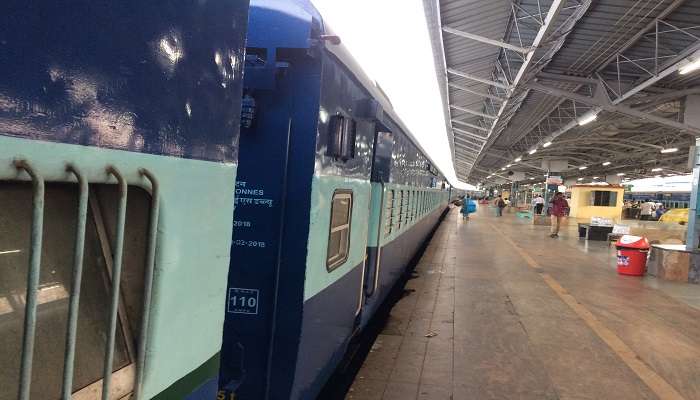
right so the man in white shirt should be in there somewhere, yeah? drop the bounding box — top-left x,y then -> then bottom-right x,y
640,201 -> 655,220
533,194 -> 545,215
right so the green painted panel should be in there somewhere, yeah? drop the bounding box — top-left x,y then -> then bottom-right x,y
151,353 -> 220,400
0,136 -> 236,399
304,175 -> 371,302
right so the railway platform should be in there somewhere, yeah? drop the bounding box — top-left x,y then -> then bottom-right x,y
346,206 -> 700,400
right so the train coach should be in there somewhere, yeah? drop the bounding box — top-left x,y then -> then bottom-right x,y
220,1 -> 451,399
0,1 -> 249,399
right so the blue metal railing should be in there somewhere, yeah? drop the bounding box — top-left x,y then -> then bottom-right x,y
10,161 -> 160,400
15,160 -> 45,400
61,164 -> 89,399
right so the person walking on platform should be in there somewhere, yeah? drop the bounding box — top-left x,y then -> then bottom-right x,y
533,194 -> 544,215
549,192 -> 568,238
461,195 -> 476,220
495,195 -> 506,217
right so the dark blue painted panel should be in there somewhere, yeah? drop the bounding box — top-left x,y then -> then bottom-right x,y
292,263 -> 364,399
220,17 -> 321,399
0,0 -> 248,162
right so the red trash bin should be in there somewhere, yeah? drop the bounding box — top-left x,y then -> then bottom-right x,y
615,235 -> 650,276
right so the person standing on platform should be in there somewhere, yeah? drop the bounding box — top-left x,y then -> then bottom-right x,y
640,200 -> 655,220
495,195 -> 506,217
549,192 -> 569,238
533,194 -> 544,215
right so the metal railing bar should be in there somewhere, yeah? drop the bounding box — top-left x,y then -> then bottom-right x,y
102,166 -> 128,400
61,164 -> 89,399
15,159 -> 45,400
133,169 -> 160,399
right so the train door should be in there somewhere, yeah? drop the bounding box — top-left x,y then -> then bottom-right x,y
362,130 -> 394,305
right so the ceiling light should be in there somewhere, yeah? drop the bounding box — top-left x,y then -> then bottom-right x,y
593,176 -> 599,179
506,164 -> 512,168
529,177 -> 535,180
578,110 -> 599,126
501,167 -> 506,171
651,167 -> 663,172
577,177 -> 584,181
660,147 -> 678,153
529,149 -> 537,155
602,161 -> 611,166
514,157 -> 522,162
578,166 -> 587,170
543,141 -> 552,148
617,173 -> 625,176
679,57 -> 700,75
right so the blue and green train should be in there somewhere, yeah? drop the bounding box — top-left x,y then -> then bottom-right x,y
219,1 -> 452,399
1,0 -> 454,399
0,0 -> 249,399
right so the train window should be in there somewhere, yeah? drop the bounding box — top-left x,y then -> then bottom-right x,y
402,191 -> 409,227
411,190 -> 416,222
384,190 -> 394,237
0,182 -> 150,400
398,190 -> 404,229
327,115 -> 356,161
327,190 -> 353,271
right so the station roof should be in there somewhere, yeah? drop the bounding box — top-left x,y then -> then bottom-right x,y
425,0 -> 700,186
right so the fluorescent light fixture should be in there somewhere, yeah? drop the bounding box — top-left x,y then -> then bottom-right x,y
578,166 -> 587,170
506,164 -> 512,168
543,141 -> 552,148
529,177 -> 535,180
660,147 -> 678,153
602,161 -> 611,166
578,110 -> 599,126
501,167 -> 506,171
651,167 -> 663,172
593,176 -> 599,179
617,173 -> 625,176
679,57 -> 700,75
577,177 -> 584,181
528,149 -> 537,155
514,157 -> 522,162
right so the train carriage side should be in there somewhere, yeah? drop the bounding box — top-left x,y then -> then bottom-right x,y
0,1 -> 249,399
220,1 -> 452,399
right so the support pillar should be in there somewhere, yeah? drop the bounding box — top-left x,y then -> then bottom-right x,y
687,139 -> 700,250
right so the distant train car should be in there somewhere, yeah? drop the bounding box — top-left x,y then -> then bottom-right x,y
219,1 -> 451,398
0,1 -> 249,399
624,192 -> 691,209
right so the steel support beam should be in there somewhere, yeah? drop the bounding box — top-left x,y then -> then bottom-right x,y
442,26 -> 533,54
453,127 -> 488,141
470,0 -> 569,169
450,104 -> 497,120
452,119 -> 489,132
447,68 -> 511,91
536,72 -> 598,86
528,82 -> 700,135
448,82 -> 506,102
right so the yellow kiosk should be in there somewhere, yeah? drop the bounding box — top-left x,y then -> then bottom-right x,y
568,183 -> 625,223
